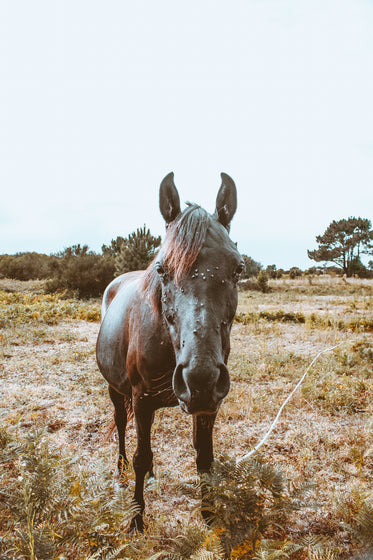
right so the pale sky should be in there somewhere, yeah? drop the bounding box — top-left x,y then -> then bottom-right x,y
1,0 -> 372,269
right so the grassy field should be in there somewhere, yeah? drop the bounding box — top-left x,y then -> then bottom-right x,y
0,276 -> 372,559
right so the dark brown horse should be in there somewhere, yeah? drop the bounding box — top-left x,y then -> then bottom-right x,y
96,172 -> 243,531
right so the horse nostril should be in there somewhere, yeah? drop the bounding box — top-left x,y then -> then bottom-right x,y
172,363 -> 188,403
216,364 -> 230,399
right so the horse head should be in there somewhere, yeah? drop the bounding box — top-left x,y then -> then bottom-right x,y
155,172 -> 243,415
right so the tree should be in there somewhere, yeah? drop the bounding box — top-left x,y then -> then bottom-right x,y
307,217 -> 373,277
115,225 -> 161,276
241,255 -> 262,279
101,236 -> 126,258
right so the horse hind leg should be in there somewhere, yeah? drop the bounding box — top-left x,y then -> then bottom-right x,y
108,385 -> 132,486
145,411 -> 155,481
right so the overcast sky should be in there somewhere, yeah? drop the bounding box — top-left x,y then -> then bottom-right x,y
1,0 -> 372,269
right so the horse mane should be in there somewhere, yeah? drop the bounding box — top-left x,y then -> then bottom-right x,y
142,204 -> 211,309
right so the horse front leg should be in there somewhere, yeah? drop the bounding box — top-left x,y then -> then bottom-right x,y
193,413 -> 217,525
130,394 -> 155,533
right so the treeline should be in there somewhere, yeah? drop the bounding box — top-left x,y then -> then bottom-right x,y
240,256 -> 306,280
0,226 -> 161,298
1,218 -> 372,298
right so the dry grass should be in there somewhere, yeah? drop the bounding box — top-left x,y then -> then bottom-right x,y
0,276 -> 372,558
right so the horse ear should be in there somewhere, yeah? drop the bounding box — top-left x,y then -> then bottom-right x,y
159,172 -> 181,224
215,172 -> 237,228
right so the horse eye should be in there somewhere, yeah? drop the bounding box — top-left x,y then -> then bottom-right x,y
156,263 -> 166,276
165,311 -> 175,324
233,263 -> 244,280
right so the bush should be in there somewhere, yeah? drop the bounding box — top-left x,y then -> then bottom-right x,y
257,270 -> 269,293
194,454 -> 315,557
46,245 -> 115,298
238,279 -> 260,292
266,264 -> 277,279
0,253 -> 54,280
0,290 -> 100,327
289,267 -> 302,279
238,270 -> 270,293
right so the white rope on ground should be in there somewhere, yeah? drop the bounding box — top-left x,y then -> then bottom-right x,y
237,343 -> 342,464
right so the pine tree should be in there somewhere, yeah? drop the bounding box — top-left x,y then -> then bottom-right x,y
115,226 -> 161,276
308,217 -> 373,276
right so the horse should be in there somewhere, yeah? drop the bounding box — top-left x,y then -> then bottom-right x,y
96,172 -> 243,532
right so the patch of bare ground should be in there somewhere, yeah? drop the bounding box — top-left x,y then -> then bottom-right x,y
0,277 -> 46,294
1,277 -> 372,558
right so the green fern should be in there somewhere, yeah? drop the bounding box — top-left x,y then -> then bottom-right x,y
349,500 -> 373,547
165,525 -> 224,560
336,487 -> 373,557
253,539 -> 302,560
193,454 -> 316,555
341,494 -> 373,553
297,535 -> 340,560
0,430 -> 139,559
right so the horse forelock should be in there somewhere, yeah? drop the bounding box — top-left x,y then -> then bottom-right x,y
162,204 -> 210,284
141,204 -> 211,309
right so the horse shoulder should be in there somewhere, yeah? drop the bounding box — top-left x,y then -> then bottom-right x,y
96,273 -> 143,391
126,296 -> 175,390
101,271 -> 143,319
97,272 -> 174,394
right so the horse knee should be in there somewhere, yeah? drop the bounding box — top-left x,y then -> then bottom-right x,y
133,449 -> 153,477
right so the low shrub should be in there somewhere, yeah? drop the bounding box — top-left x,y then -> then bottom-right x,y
257,270 -> 269,293
235,310 -> 373,331
235,310 -> 306,325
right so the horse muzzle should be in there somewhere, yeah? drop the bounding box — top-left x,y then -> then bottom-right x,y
172,362 -> 230,415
